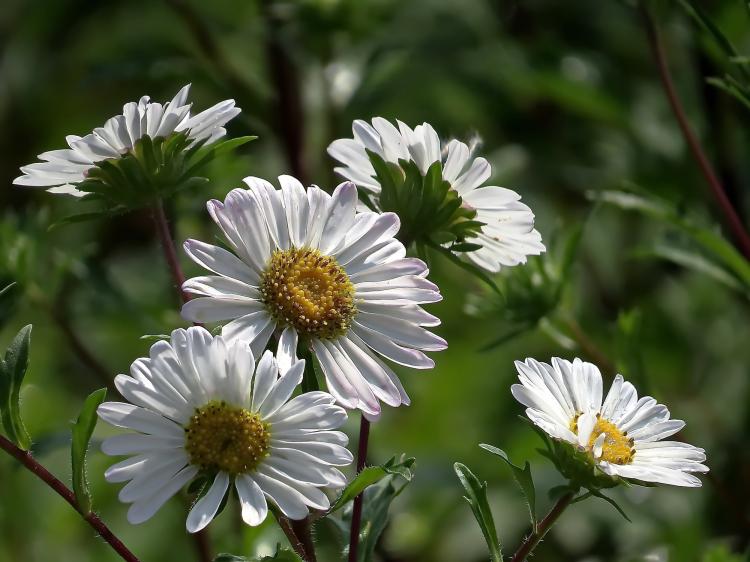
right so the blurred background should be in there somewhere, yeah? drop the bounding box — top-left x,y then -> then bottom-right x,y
1,0 -> 749,560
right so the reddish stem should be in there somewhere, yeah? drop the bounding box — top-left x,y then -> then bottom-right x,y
0,433 -> 140,562
151,200 -> 191,305
348,416 -> 371,562
640,3 -> 750,260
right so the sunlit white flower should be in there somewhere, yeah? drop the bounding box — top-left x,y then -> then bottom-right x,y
14,84 -> 240,197
327,118 -> 545,272
512,357 -> 708,487
180,177 -> 446,420
98,327 -> 351,531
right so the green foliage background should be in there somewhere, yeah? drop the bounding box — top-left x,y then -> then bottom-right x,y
1,0 -> 749,560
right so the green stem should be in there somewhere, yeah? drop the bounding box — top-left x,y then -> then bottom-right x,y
510,492 -> 575,562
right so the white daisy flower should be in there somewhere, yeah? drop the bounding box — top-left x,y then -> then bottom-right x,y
98,327 -> 352,531
180,176 -> 446,420
13,84 -> 240,197
327,117 -> 545,272
512,357 -> 708,487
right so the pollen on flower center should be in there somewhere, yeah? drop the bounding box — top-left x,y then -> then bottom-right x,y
185,401 -> 270,475
571,413 -> 634,465
260,247 -> 356,339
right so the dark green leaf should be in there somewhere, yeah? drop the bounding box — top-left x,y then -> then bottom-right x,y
71,388 -> 107,513
329,456 -> 416,513
592,189 -> 750,288
0,325 -> 33,450
454,463 -> 502,562
479,444 -> 537,530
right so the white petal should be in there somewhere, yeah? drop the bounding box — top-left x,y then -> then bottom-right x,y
186,472 -> 230,533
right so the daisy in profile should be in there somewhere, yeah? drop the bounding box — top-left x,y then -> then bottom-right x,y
327,118 -> 545,272
512,357 -> 708,487
180,177 -> 446,419
13,84 -> 240,197
98,327 -> 351,531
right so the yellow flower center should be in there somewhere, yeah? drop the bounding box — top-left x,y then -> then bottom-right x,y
571,413 -> 634,465
185,401 -> 270,475
260,247 -> 356,339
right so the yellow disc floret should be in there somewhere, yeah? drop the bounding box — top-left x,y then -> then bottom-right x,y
260,247 -> 356,339
571,413 -> 635,465
185,401 -> 270,475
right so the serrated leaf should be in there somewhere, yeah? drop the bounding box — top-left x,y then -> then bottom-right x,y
454,463 -> 502,562
71,388 -> 107,513
329,456 -> 415,513
479,444 -> 537,530
0,325 -> 33,450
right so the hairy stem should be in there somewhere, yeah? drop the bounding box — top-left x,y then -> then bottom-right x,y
348,416 -> 371,562
277,514 -> 310,561
291,516 -> 318,562
511,492 -> 575,562
150,200 -> 191,306
0,433 -> 140,562
639,3 -> 750,259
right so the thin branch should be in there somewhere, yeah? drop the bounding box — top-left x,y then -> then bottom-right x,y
277,513 -> 310,561
291,516 -> 318,562
348,416 -> 371,562
561,316 -> 617,375
510,491 -> 575,562
639,3 -> 750,260
0,433 -> 140,562
150,200 -> 191,306
261,1 -> 308,183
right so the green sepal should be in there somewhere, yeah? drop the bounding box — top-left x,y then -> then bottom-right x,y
0,325 -> 33,450
453,462 -> 503,562
71,388 -> 107,513
365,153 -> 482,250
66,133 -> 255,217
479,444 -> 537,530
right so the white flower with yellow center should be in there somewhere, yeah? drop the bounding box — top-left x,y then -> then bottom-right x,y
512,357 -> 708,487
98,327 -> 351,532
327,118 -> 545,272
13,84 -> 240,197
180,177 -> 446,420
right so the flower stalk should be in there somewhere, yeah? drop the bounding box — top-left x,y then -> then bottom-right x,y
510,491 -> 575,562
348,416 -> 371,562
0,433 -> 141,562
639,2 -> 750,260
150,200 -> 191,305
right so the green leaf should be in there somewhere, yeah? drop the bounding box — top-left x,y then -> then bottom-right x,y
425,241 -> 504,298
678,0 -> 750,81
299,347 -> 320,393
0,325 -> 33,450
139,334 -> 171,343
634,243 -> 746,294
589,489 -> 631,522
479,444 -> 537,530
213,545 -> 302,562
592,189 -> 750,288
453,462 -> 502,562
70,388 -> 107,513
329,456 -> 416,513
